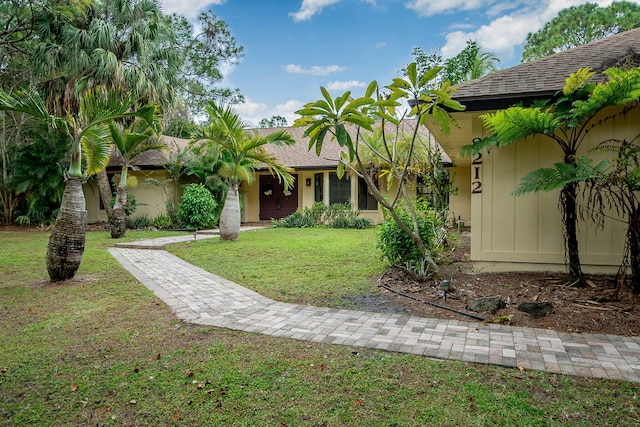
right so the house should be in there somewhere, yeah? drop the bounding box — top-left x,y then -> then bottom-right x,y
423,28 -> 640,274
84,121 -> 451,225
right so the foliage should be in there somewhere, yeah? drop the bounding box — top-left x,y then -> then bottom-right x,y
258,115 -> 288,128
407,40 -> 500,86
376,205 -> 447,275
294,62 -> 464,274
126,214 -> 151,230
462,66 -> 640,284
273,202 -> 372,229
177,183 -> 217,229
522,1 -> 640,62
151,213 -> 175,230
109,191 -> 137,217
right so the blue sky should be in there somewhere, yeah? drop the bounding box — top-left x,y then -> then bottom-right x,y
159,0 -> 638,126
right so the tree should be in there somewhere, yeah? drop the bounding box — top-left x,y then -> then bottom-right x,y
522,2 -> 640,62
107,114 -> 164,238
258,115 -> 288,128
408,40 -> 500,86
0,87 -> 159,281
463,67 -> 640,286
294,63 -> 464,273
192,102 -> 295,240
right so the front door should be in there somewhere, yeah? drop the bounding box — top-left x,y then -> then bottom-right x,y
259,174 -> 298,220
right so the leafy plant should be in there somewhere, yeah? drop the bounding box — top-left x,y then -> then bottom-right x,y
377,206 -> 446,276
177,183 -> 217,229
273,202 -> 371,229
151,214 -> 174,230
126,214 -> 151,230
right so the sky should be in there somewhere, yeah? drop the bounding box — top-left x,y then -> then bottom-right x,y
158,0 -> 639,126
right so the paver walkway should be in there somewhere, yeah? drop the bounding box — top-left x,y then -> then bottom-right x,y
109,229 -> 640,383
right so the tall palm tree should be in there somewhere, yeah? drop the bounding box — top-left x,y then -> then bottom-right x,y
192,102 -> 295,240
107,114 -> 164,238
0,87 -> 158,281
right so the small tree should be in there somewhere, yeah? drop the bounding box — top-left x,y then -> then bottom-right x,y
294,63 -> 464,273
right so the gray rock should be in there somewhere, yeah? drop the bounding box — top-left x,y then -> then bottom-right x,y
466,297 -> 506,313
517,302 -> 554,318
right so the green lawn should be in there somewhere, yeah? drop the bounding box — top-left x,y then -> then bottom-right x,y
0,228 -> 638,426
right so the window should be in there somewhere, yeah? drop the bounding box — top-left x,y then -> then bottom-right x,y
358,177 -> 378,210
329,172 -> 350,205
314,173 -> 323,202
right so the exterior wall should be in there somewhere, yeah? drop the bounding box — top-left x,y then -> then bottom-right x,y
470,105 -> 635,274
83,169 -> 182,224
448,165 -> 471,226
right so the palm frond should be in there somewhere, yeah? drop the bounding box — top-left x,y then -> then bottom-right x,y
481,107 -> 560,146
82,124 -> 113,175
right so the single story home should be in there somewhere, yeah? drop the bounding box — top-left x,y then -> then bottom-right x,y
84,121 -> 455,225
424,27 -> 640,274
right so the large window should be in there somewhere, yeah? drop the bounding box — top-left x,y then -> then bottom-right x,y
329,172 -> 350,205
358,177 -> 378,210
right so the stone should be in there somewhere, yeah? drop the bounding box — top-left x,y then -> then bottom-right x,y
518,302 -> 554,318
466,297 -> 506,313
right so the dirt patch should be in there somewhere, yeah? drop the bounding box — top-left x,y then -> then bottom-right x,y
378,232 -> 640,337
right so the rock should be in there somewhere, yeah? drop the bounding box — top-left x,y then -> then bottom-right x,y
517,302 -> 554,318
466,297 -> 506,313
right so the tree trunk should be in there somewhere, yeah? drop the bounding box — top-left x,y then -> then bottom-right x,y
96,169 -> 114,219
628,208 -> 640,295
561,182 -> 584,286
46,177 -> 86,282
110,185 -> 127,238
219,182 -> 240,241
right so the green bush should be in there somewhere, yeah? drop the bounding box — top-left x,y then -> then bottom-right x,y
177,183 -> 217,230
151,214 -> 174,230
273,202 -> 371,229
126,214 -> 151,230
376,207 -> 445,272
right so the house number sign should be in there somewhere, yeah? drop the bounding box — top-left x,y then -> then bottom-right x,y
471,138 -> 482,194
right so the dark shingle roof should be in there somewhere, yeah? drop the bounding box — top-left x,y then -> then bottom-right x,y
452,27 -> 640,111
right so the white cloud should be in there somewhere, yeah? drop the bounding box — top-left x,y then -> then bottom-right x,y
438,0 -> 634,61
289,0 -> 342,22
374,41 -> 388,48
234,98 -> 305,128
326,80 -> 367,91
406,0 -> 487,16
158,0 -> 225,19
284,64 -> 346,76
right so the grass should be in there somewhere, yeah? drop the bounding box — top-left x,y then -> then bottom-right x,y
0,227 -> 638,426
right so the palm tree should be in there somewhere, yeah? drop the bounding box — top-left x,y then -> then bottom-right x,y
107,114 -> 164,238
192,102 -> 295,240
463,67 -> 640,286
0,87 -> 158,281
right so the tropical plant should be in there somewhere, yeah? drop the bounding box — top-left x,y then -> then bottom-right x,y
176,183 -> 217,230
107,114 -> 164,238
0,87 -> 158,281
462,66 -> 640,286
272,202 -> 371,229
294,62 -> 464,274
522,1 -> 640,62
192,102 -> 295,240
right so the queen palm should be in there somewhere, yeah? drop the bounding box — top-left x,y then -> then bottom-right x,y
0,87 -> 158,281
192,102 -> 295,240
107,114 -> 164,238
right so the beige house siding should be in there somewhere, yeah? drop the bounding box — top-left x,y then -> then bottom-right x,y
469,105 -> 635,273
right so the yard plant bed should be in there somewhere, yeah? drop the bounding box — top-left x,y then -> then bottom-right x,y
378,233 -> 640,337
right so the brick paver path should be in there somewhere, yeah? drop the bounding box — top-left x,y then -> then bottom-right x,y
109,230 -> 640,383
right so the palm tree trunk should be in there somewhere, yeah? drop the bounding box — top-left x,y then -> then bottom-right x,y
46,177 -> 86,282
110,185 -> 127,238
627,208 -> 640,295
96,169 -> 114,219
219,182 -> 240,241
561,182 -> 584,286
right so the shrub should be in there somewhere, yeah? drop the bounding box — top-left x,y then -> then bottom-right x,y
177,183 -> 217,230
376,207 -> 445,274
151,214 -> 174,230
273,202 -> 371,229
127,214 -> 151,230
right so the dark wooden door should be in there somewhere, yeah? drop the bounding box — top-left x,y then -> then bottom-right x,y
259,174 -> 298,220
